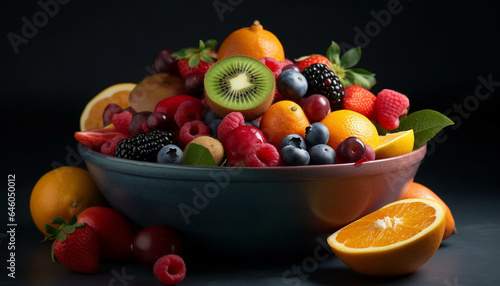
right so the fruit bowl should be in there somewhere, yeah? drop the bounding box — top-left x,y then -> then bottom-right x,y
78,143 -> 427,257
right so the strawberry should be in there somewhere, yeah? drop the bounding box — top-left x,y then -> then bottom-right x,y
294,55 -> 331,72
342,85 -> 378,121
172,39 -> 218,79
376,89 -> 410,130
43,214 -> 99,274
74,127 -> 123,151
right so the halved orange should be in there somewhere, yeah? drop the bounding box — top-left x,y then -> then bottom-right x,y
327,198 -> 446,276
79,83 -> 136,131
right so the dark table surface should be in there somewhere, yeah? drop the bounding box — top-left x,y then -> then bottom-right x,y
2,0 -> 500,285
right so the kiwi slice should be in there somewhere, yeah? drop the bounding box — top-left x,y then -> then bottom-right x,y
204,55 -> 275,120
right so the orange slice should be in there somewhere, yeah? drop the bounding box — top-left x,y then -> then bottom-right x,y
79,83 -> 136,131
327,198 -> 446,276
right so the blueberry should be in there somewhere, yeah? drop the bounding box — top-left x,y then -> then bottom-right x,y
280,145 -> 310,166
305,122 -> 330,147
157,144 -> 183,164
276,69 -> 308,100
203,110 -> 221,125
280,134 -> 307,151
309,144 -> 336,165
208,119 -> 222,138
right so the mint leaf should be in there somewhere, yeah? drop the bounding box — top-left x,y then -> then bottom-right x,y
183,143 -> 217,166
394,109 -> 454,149
340,47 -> 361,68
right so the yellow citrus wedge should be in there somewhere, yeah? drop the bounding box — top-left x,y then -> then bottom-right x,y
327,198 -> 446,276
374,129 -> 414,159
79,83 -> 136,131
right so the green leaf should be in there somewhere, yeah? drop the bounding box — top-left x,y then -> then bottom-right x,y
349,68 -> 375,75
200,53 -> 214,63
63,224 -> 76,234
394,109 -> 454,149
198,39 -> 205,50
51,240 -> 57,263
68,213 -> 78,225
326,41 -> 341,64
183,143 -> 217,166
50,216 -> 66,225
340,47 -> 362,68
44,224 -> 59,236
56,231 -> 67,242
344,70 -> 370,89
205,39 -> 217,50
171,48 -> 187,59
188,55 -> 200,68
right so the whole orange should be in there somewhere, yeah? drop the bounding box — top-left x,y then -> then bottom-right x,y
218,20 -> 285,61
30,166 -> 105,236
320,109 -> 380,150
259,100 -> 310,149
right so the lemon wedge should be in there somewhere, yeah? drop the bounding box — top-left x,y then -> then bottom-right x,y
374,130 -> 414,159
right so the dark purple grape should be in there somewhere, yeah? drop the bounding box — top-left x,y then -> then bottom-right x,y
337,137 -> 366,163
129,111 -> 152,136
132,225 -> 183,268
124,106 -> 137,116
281,64 -> 300,72
103,103 -> 123,126
146,112 -> 170,131
152,50 -> 180,76
184,72 -> 205,98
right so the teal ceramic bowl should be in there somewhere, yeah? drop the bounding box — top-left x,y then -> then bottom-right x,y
78,144 -> 426,257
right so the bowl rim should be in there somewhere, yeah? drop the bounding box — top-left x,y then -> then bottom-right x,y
78,143 -> 427,181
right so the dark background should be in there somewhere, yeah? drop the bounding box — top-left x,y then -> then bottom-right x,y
2,0 -> 499,285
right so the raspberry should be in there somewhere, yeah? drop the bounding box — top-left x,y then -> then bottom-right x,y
217,112 -> 245,142
259,57 -> 281,79
174,100 -> 204,128
245,143 -> 280,167
279,59 -> 294,69
153,254 -> 186,285
179,120 -> 210,145
101,134 -> 129,156
111,110 -> 133,135
376,89 -> 410,130
342,85 -> 377,121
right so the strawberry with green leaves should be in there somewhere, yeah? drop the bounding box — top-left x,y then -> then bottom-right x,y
295,41 -> 377,90
172,39 -> 218,79
43,214 -> 99,274
294,55 -> 331,72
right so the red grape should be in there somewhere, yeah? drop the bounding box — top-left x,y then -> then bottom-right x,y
184,72 -> 205,98
302,94 -> 331,122
132,225 -> 183,268
147,112 -> 170,131
337,136 -> 366,163
129,111 -> 152,136
103,103 -> 123,126
152,50 -> 180,76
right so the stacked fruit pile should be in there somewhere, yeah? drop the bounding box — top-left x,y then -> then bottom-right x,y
30,20 -> 457,283
75,21 -> 438,168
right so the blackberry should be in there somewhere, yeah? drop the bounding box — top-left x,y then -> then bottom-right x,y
115,130 -> 176,162
302,63 -> 345,110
